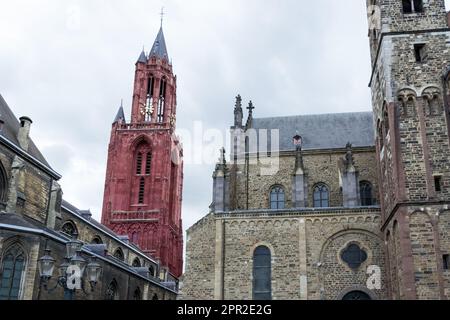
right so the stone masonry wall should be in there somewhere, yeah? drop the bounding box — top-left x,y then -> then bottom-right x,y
182,208 -> 386,300
180,213 -> 216,300
234,149 -> 378,211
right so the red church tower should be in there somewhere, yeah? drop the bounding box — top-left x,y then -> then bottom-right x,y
101,27 -> 183,278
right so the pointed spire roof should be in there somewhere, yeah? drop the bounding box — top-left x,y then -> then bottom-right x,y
136,49 -> 147,64
149,27 -> 169,61
113,102 -> 126,123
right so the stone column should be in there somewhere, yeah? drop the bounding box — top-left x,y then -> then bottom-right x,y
340,143 -> 359,207
292,148 -> 306,207
6,156 -> 24,213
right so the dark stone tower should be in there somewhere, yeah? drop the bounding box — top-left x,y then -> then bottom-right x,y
365,0 -> 450,299
101,27 -> 184,278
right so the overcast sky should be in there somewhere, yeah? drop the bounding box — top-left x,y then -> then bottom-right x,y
1,1 -> 449,238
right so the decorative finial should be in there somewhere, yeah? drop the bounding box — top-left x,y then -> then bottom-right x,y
247,101 -> 255,113
235,95 -> 242,109
160,7 -> 165,27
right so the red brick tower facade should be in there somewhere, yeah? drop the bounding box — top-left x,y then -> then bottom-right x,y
101,27 -> 183,278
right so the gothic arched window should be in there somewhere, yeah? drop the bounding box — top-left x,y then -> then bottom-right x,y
136,152 -> 143,175
133,287 -> 142,300
131,232 -> 139,244
138,177 -> 145,204
0,162 -> 8,208
149,265 -> 155,277
145,76 -> 155,122
0,243 -> 26,300
313,184 -> 329,208
61,221 -> 78,239
105,280 -> 119,300
252,246 -> 272,300
145,152 -> 152,175
377,119 -> 384,148
113,248 -> 124,262
157,77 -> 167,123
360,181 -> 373,206
382,105 -> 389,138
132,258 -> 141,268
270,186 -> 285,210
91,236 -> 103,244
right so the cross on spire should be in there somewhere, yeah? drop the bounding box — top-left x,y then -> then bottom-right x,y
160,7 -> 165,27
247,101 -> 255,113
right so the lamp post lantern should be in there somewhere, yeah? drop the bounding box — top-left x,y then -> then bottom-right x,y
37,241 -> 102,300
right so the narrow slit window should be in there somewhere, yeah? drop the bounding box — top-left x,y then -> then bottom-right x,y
136,152 -> 143,175
157,78 -> 167,123
414,44 -> 427,63
434,176 -> 442,192
145,77 -> 154,122
443,255 -> 449,270
138,178 -> 145,204
146,152 -> 152,175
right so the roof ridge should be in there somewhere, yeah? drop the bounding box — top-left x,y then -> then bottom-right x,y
253,111 -> 373,121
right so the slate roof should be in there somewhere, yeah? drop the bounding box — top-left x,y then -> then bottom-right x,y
113,106 -> 126,123
149,27 -> 169,60
251,112 -> 375,151
0,94 -> 50,166
136,50 -> 147,64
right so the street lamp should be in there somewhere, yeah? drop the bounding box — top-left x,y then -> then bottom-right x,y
37,249 -> 56,282
38,241 -> 102,299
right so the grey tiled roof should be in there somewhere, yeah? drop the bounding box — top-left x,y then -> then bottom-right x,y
250,112 -> 375,151
113,106 -> 126,123
0,94 -> 50,166
137,50 -> 147,64
149,27 -> 169,60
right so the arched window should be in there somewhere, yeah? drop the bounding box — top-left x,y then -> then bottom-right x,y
145,76 -> 154,122
131,231 -> 139,244
342,290 -> 372,300
149,265 -> 155,277
145,152 -> 152,175
91,236 -> 103,244
0,162 -> 8,207
113,248 -> 124,261
138,177 -> 145,204
133,287 -> 142,300
157,77 -> 167,123
61,221 -> 78,239
270,186 -> 285,210
132,258 -> 141,268
152,293 -> 159,300
383,105 -> 389,138
313,184 -> 329,208
360,181 -> 373,206
105,280 -> 119,300
0,243 -> 26,300
402,0 -> 423,14
377,119 -> 384,148
253,246 -> 272,300
427,96 -> 441,116
136,152 -> 143,175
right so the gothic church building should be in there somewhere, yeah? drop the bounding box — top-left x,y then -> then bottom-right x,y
181,0 -> 450,300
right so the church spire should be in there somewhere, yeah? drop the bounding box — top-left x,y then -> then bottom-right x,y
136,49 -> 147,64
149,27 -> 169,61
113,101 -> 126,124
